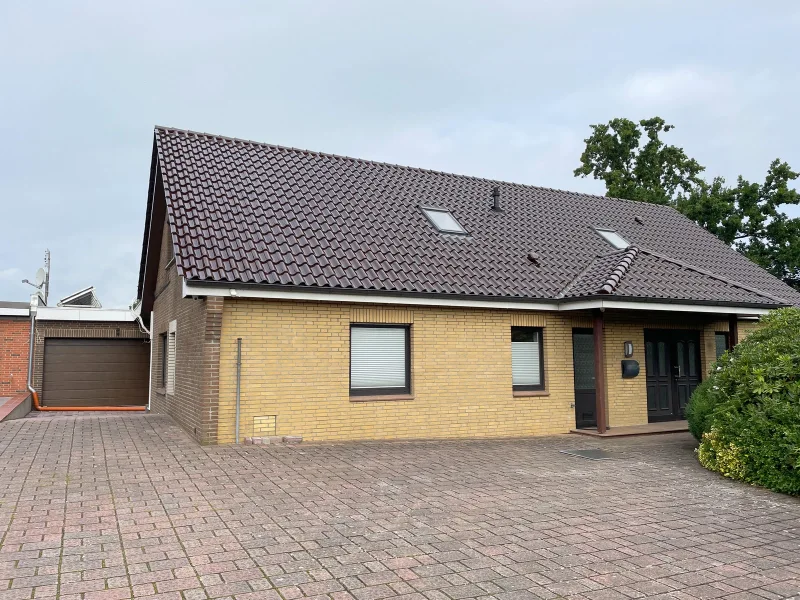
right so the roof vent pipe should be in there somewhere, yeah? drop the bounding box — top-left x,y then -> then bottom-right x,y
491,186 -> 502,212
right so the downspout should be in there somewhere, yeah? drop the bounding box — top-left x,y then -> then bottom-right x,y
27,299 -> 146,412
235,337 -> 242,444
147,310 -> 154,411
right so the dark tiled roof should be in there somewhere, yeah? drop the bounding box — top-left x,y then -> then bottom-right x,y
563,248 -> 782,305
153,127 -> 800,307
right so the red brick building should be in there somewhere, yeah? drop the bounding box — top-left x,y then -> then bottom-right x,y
0,302 -> 31,396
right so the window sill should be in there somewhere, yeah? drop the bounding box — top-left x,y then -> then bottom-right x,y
513,390 -> 549,398
350,394 -> 415,403
156,387 -> 166,394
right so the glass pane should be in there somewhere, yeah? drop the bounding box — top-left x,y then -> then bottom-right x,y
423,208 -> 466,233
511,327 -> 537,343
676,342 -> 684,378
715,333 -> 728,360
572,333 -> 595,390
658,342 -> 666,376
688,341 -> 697,377
596,229 -> 630,249
645,341 -> 654,375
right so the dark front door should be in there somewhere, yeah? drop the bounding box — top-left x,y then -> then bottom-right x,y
572,329 -> 596,428
644,330 -> 701,422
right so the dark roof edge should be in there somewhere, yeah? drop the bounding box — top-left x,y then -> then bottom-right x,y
558,294 -> 787,310
136,138 -> 159,299
184,280 -> 786,310
153,125 -> 680,212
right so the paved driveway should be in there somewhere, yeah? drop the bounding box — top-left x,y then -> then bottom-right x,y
0,415 -> 798,600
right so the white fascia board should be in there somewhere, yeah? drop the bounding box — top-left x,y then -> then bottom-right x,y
182,280 -> 559,311
36,307 -> 136,322
0,308 -> 29,317
182,280 -> 775,316
557,298 -> 772,316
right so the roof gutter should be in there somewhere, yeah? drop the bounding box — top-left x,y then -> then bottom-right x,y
182,280 -> 776,316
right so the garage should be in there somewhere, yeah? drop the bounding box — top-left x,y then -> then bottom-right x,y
42,338 -> 149,407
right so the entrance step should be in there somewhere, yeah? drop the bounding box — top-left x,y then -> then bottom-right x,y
570,420 -> 689,437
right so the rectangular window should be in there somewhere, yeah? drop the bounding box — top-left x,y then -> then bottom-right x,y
715,332 -> 729,360
166,320 -> 177,395
160,333 -> 168,386
350,325 -> 410,396
511,327 -> 544,391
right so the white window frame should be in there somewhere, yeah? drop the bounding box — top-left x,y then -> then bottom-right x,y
421,207 -> 468,234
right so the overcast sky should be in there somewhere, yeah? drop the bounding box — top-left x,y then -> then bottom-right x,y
1,1 -> 799,307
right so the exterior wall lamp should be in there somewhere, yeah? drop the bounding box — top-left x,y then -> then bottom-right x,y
623,341 -> 634,358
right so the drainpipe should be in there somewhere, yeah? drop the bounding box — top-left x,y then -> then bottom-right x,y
26,295 -> 146,412
26,295 -> 37,400
147,310 -> 154,412
235,338 -> 242,444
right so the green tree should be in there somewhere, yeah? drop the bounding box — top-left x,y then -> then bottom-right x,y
574,117 -> 800,289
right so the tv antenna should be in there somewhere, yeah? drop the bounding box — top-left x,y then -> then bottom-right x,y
22,250 -> 51,305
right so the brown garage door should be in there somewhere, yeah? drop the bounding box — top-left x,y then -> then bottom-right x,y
42,338 -> 149,407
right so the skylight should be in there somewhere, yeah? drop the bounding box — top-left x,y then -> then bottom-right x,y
422,207 -> 467,234
596,228 -> 630,249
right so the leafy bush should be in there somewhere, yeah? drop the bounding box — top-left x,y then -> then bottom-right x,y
686,307 -> 800,495
686,379 -> 716,441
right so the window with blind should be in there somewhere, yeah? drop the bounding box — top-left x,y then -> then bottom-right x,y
160,333 -> 168,387
350,325 -> 410,396
166,320 -> 177,395
511,327 -> 544,391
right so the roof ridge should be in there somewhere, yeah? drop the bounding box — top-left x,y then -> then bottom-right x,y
599,246 -> 640,294
638,249 -> 787,303
555,249 -> 628,298
153,125 -> 680,211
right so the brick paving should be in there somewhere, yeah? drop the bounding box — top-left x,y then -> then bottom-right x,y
0,414 -> 798,600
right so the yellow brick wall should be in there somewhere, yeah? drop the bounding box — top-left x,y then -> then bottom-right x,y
218,300 -> 585,443
216,300 -> 768,442
603,315 -> 648,427
601,311 -> 744,427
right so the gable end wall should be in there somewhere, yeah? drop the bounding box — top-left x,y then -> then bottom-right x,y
149,216 -> 222,443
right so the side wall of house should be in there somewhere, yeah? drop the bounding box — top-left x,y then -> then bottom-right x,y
0,317 -> 31,395
217,300 -> 587,443
149,217 -> 223,444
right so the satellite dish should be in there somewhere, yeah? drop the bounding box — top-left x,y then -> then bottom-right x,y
34,268 -> 46,288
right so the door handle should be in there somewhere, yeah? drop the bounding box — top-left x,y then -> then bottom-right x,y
672,365 -> 682,377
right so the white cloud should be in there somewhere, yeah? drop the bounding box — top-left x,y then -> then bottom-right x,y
0,268 -> 20,281
622,67 -> 735,110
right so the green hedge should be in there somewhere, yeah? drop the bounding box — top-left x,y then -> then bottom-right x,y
685,307 -> 800,495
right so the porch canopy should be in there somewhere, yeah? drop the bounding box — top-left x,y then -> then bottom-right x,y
557,246 -> 787,433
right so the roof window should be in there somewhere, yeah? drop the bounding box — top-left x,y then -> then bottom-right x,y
596,228 -> 630,249
422,207 -> 467,234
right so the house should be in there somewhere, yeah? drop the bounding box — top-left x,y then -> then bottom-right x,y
136,127 -> 800,445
